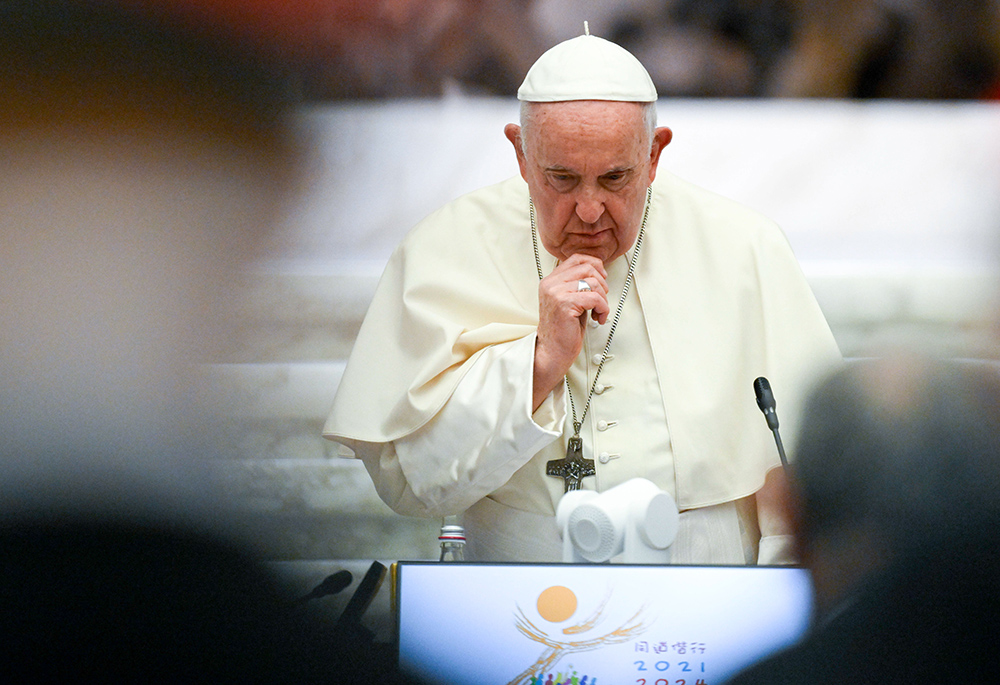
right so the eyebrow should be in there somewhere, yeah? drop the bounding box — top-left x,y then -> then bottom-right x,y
543,165 -> 636,176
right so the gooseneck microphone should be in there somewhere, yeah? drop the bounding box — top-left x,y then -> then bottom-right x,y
337,561 -> 386,631
297,569 -> 353,604
753,376 -> 787,467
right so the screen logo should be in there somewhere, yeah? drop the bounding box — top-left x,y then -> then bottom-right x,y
508,584 -> 653,685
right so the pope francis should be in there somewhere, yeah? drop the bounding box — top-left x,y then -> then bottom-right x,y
323,28 -> 842,563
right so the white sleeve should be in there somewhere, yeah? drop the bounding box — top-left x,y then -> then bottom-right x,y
349,333 -> 566,518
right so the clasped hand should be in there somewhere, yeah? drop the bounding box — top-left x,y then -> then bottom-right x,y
532,254 -> 609,410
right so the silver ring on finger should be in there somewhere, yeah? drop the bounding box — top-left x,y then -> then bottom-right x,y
577,279 -> 592,292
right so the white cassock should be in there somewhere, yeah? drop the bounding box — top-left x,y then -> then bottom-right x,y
323,171 -> 842,564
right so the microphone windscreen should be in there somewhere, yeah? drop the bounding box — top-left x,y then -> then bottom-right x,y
299,569 -> 353,602
753,376 -> 775,412
318,569 -> 353,595
753,376 -> 780,430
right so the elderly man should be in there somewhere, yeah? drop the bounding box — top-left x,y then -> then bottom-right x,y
324,29 -> 841,563
725,356 -> 1000,683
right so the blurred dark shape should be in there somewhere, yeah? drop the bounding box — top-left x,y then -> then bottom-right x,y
0,520 -> 414,682
612,0 -> 792,96
272,0 -> 544,99
1,0 -> 550,102
0,521 -> 340,682
597,0 -> 1000,99
0,0 -> 298,135
766,0 -> 1000,98
85,0 -> 997,100
726,356 -> 1000,684
727,533 -> 1000,683
792,358 -> 1000,560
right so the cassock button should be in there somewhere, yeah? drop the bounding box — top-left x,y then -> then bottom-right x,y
598,452 -> 620,464
592,353 -> 615,365
588,319 -> 600,329
595,383 -> 606,394
597,420 -> 617,431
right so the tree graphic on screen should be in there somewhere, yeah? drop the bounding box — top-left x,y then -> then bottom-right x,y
507,586 -> 653,685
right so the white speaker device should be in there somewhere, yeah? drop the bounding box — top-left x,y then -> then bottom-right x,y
556,478 -> 680,563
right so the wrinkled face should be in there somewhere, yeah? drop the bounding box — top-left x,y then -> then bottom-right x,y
509,100 -> 669,265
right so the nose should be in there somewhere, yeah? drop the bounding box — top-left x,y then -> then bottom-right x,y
574,187 -> 605,225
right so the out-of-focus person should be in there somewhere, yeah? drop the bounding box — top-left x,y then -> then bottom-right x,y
0,0 -> 295,526
0,2 -> 412,681
725,355 -> 1000,684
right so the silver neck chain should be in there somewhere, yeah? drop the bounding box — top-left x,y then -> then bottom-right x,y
531,185 -> 652,436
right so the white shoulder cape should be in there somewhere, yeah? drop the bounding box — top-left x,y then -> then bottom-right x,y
324,172 -> 841,508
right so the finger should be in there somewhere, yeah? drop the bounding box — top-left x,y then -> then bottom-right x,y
570,290 -> 610,325
555,254 -> 608,281
564,252 -> 608,273
542,269 -> 608,301
588,293 -> 611,325
565,269 -> 608,296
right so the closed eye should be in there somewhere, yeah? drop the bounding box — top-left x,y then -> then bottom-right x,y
601,169 -> 633,189
545,171 -> 579,191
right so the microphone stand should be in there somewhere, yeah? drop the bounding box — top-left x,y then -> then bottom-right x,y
334,561 -> 386,650
770,424 -> 788,467
754,376 -> 788,467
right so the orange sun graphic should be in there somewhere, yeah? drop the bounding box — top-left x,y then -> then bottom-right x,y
536,585 -> 578,623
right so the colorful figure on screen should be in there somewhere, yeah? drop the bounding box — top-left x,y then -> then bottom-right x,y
507,585 -> 651,685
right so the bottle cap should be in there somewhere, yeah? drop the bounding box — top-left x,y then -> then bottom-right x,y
438,524 -> 466,542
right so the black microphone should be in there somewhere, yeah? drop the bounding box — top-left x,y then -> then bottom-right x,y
753,376 -> 787,466
297,569 -> 353,604
337,561 -> 386,630
332,561 -> 387,650
753,377 -> 779,430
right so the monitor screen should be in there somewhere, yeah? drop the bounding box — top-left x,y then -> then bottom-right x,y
395,562 -> 812,685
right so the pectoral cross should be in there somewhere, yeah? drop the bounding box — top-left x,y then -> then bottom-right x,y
546,436 -> 595,492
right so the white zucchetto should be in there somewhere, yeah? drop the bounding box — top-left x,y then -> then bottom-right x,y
517,28 -> 657,103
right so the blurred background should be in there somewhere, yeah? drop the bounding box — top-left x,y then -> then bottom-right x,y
150,0 -> 1000,100
6,0 -> 1000,571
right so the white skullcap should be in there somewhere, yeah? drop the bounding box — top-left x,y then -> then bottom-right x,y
517,27 -> 657,103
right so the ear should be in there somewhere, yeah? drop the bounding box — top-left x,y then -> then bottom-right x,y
646,126 -> 673,183
504,123 -> 529,182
